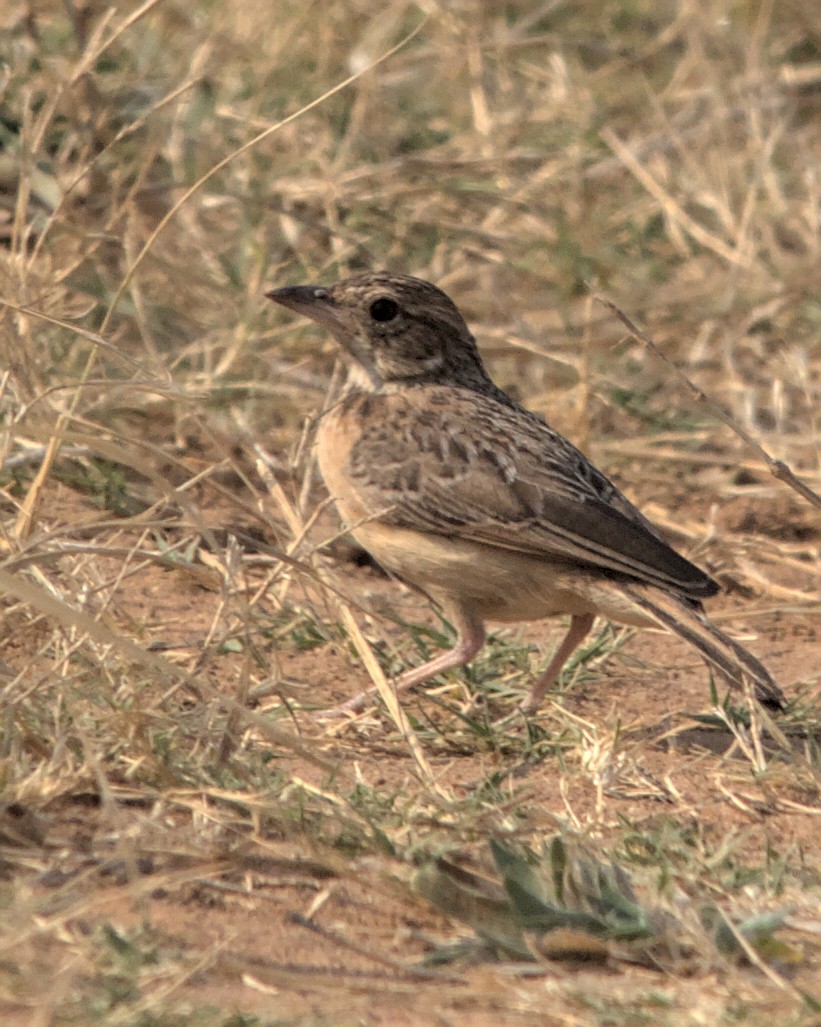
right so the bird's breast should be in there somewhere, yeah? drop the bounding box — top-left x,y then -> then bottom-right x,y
315,393 -> 382,527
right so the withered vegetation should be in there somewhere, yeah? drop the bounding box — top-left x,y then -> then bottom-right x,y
0,2 -> 819,1023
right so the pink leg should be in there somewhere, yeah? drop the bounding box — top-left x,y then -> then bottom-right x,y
519,613 -> 595,713
323,605 -> 486,717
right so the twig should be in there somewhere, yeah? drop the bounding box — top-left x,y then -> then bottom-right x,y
593,293 -> 821,511
287,912 -> 460,982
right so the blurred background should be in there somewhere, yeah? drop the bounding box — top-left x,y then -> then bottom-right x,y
3,1 -> 818,481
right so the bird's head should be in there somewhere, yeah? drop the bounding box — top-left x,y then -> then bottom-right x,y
267,271 -> 492,391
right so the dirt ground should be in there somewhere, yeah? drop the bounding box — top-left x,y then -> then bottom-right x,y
1,3 -> 820,1021
2,475 -> 819,1025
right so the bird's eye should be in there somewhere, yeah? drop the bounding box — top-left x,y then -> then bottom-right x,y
369,297 -> 399,322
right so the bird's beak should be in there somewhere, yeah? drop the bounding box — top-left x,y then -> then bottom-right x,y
266,285 -> 352,336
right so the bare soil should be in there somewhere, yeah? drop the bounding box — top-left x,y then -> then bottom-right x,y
2,479 -> 818,1025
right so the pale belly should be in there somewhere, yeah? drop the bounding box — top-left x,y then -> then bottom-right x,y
350,519 -> 605,623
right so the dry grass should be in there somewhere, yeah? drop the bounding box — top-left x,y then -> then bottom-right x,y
1,1 -> 820,1023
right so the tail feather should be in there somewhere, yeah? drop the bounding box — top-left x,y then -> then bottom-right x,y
620,584 -> 786,710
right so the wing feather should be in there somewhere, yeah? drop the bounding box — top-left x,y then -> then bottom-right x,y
343,387 -> 719,601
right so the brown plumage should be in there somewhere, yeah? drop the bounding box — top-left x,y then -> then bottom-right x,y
267,271 -> 785,715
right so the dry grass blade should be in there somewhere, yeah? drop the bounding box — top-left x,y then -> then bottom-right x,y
101,15 -> 430,333
0,566 -> 337,773
1,1 -> 819,1022
595,293 -> 821,511
600,128 -> 757,270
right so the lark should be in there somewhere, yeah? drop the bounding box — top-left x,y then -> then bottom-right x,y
267,272 -> 785,716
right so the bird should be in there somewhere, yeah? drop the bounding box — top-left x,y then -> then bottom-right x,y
266,271 -> 786,717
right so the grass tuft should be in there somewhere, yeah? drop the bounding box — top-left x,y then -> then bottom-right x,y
0,0 -> 819,1021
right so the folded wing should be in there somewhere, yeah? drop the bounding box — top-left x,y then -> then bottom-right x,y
345,387 -> 719,602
